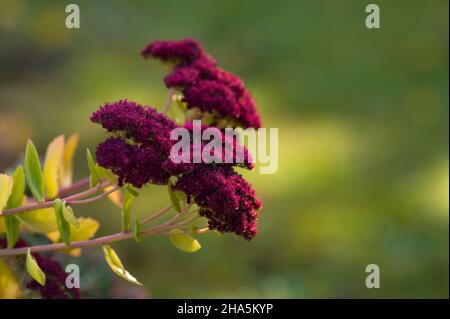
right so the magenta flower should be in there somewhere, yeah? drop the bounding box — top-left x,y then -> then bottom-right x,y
90,99 -> 176,151
96,137 -> 171,187
92,101 -> 254,183
182,80 -> 240,118
142,38 -> 262,128
173,166 -> 262,240
91,99 -> 261,239
141,38 -> 208,64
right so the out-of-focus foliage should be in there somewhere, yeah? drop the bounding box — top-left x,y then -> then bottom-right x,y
0,0 -> 448,298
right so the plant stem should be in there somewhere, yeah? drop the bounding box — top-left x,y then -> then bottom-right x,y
1,181 -> 112,217
0,212 -> 188,257
0,232 -> 131,256
57,178 -> 90,198
139,204 -> 173,225
67,185 -> 119,205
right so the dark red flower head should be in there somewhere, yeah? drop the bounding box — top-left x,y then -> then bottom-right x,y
142,38 -> 262,128
92,100 -> 262,239
141,38 -> 209,64
173,166 -> 261,240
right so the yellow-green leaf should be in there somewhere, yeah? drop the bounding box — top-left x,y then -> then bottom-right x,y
7,165 -> 25,209
102,245 -> 142,286
3,167 -> 25,248
25,139 -> 44,202
54,198 -> 71,246
0,257 -> 21,299
96,164 -> 117,184
168,181 -> 182,212
0,217 -> 5,233
170,229 -> 202,253
16,207 -> 58,234
60,133 -> 79,187
0,174 -> 13,214
5,216 -> 20,249
47,217 -> 99,257
68,217 -> 99,242
43,135 -> 65,199
121,188 -> 135,231
86,148 -> 99,188
26,249 -> 46,286
62,204 -> 80,229
131,216 -> 141,242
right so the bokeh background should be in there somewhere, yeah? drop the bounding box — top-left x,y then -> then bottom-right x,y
0,0 -> 448,298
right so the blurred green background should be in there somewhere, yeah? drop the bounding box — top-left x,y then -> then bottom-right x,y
0,0 -> 448,298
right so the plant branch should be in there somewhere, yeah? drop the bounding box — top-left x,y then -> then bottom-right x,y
66,185 -> 119,205
0,210 -> 192,257
139,204 -> 173,225
57,178 -> 90,198
1,180 -> 113,217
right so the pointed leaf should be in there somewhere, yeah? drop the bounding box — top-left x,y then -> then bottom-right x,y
25,139 -> 44,202
43,135 -> 65,199
86,148 -> 99,188
54,198 -> 71,246
26,249 -> 46,286
4,216 -> 20,249
102,245 -> 142,286
96,164 -> 117,184
131,216 -> 141,242
170,229 -> 202,253
16,207 -> 58,234
62,204 -> 80,229
7,166 -> 25,209
2,167 -> 24,248
121,188 -> 135,231
0,257 -> 21,299
47,217 -> 99,257
0,217 -> 5,233
60,133 -> 79,187
0,174 -> 13,214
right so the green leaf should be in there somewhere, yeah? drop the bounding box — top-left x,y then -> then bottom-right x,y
102,245 -> 142,286
0,174 -> 13,213
95,164 -> 117,184
124,185 -> 139,197
168,181 -> 182,212
7,165 -> 25,209
15,207 -> 58,234
5,216 -> 20,249
86,148 -> 99,188
62,204 -> 80,229
25,139 -> 44,202
60,133 -> 79,187
26,249 -> 46,286
170,229 -> 202,253
121,189 -> 135,231
43,135 -> 65,199
131,216 -> 141,242
54,198 -> 71,246
89,174 -> 98,189
2,167 -> 23,247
